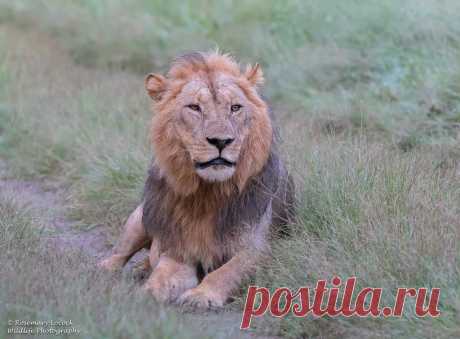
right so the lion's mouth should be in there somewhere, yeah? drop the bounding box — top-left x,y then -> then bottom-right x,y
195,157 -> 236,169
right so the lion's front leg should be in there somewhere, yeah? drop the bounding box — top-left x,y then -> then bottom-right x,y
98,204 -> 150,271
143,255 -> 198,304
178,202 -> 272,310
177,250 -> 259,309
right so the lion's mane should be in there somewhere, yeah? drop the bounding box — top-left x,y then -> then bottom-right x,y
142,52 -> 294,271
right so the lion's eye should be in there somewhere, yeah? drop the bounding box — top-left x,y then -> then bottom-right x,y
230,104 -> 242,113
187,104 -> 201,112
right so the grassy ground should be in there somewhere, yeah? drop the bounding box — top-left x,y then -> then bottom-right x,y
0,1 -> 459,338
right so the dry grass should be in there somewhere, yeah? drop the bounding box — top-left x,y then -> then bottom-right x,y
0,1 -> 459,338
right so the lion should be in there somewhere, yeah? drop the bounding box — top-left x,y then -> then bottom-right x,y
98,51 -> 295,309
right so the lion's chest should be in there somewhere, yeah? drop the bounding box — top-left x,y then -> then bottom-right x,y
142,168 -> 248,270
172,208 -> 222,269
145,190 -> 228,269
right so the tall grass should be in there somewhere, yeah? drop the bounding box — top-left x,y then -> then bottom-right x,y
0,25 -> 150,230
253,142 -> 460,337
2,0 -> 460,145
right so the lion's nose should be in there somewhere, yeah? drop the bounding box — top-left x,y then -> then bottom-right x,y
206,137 -> 234,152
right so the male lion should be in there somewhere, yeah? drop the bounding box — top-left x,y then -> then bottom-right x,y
98,51 -> 295,309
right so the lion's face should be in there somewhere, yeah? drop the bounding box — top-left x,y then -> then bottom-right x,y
169,74 -> 254,182
146,52 -> 272,194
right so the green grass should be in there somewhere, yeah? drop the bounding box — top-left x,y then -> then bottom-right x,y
252,142 -> 459,337
2,0 -> 460,146
0,1 -> 459,338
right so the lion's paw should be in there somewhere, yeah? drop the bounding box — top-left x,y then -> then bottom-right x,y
177,286 -> 226,311
97,255 -> 126,272
144,274 -> 198,304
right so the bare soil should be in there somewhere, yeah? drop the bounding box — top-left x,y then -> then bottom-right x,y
0,160 -> 148,269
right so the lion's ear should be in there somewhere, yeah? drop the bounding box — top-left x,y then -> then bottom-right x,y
145,73 -> 167,101
244,63 -> 264,87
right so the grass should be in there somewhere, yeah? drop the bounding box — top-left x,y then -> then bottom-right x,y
3,0 -> 460,146
253,142 -> 459,337
0,1 -> 459,338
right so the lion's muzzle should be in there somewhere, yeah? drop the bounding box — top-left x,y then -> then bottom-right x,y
195,157 -> 236,169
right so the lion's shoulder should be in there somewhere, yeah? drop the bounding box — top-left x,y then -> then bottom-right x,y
216,149 -> 294,236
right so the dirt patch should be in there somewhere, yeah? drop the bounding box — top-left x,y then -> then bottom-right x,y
0,177 -> 108,257
0,159 -> 148,267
